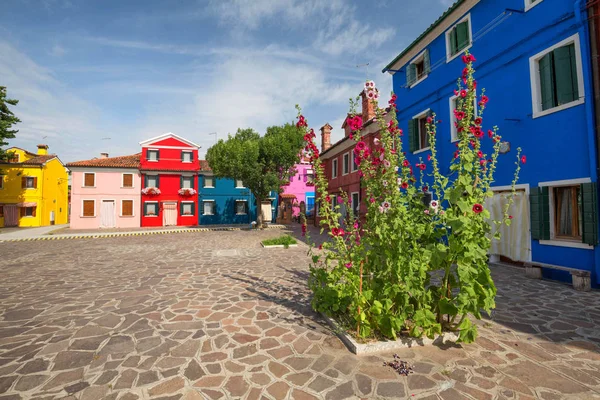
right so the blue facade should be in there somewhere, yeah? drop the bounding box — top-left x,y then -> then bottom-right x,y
385,0 -> 599,284
197,175 -> 278,225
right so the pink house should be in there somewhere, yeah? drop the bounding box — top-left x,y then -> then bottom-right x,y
281,159 -> 315,217
66,153 -> 142,229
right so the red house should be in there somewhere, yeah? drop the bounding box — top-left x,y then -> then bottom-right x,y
139,133 -> 200,227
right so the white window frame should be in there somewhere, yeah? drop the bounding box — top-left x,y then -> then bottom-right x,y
181,176 -> 194,189
351,152 -> 358,172
147,149 -> 159,162
121,173 -> 134,189
412,108 -> 431,154
351,192 -> 360,216
332,159 -> 338,179
82,172 -> 96,188
409,49 -> 429,88
81,199 -> 96,218
445,14 -> 472,63
235,179 -> 245,189
538,177 -> 593,250
342,152 -> 350,175
203,200 -> 215,215
120,199 -> 135,217
235,200 -> 248,215
181,201 -> 195,217
530,33 -> 584,119
204,176 -> 215,188
181,151 -> 193,163
525,0 -> 543,12
449,94 -> 478,143
144,201 -> 159,217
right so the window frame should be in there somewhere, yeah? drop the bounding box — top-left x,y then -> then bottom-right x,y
122,173 -> 134,188
147,149 -> 159,162
524,0 -> 543,12
145,174 -> 159,188
24,207 -> 35,217
235,179 -> 245,189
409,49 -> 429,88
181,151 -> 193,163
24,176 -> 36,189
351,152 -> 359,172
83,172 -> 96,188
181,201 -> 195,216
411,108 -> 432,154
81,199 -> 96,218
203,200 -> 215,215
529,33 -> 584,119
121,199 -> 135,217
449,94 -> 478,143
235,200 -> 248,215
342,152 -> 350,175
351,192 -> 360,216
0,175 -> 4,190
204,176 -> 215,188
181,175 -> 194,189
144,201 -> 159,217
445,14 -> 472,63
332,158 -> 338,179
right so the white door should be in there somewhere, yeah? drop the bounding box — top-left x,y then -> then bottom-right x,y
485,190 -> 531,262
100,200 -> 116,228
163,202 -> 178,226
261,202 -> 272,223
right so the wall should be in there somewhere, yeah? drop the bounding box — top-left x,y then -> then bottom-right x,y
198,176 -> 257,225
281,163 -> 315,216
141,173 -> 198,227
40,158 -> 69,226
391,0 -> 598,279
70,168 -> 141,229
140,137 -> 200,172
0,163 -> 42,227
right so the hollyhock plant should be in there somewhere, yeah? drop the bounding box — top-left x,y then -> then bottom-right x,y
300,52 -> 523,344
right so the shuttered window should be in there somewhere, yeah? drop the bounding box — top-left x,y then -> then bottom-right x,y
332,159 -> 338,179
145,175 -> 159,188
144,202 -> 158,216
181,202 -> 195,216
235,200 -> 248,215
181,176 -> 193,189
204,176 -> 214,188
448,19 -> 470,58
203,201 -> 215,215
147,149 -> 159,161
406,49 -> 430,87
343,153 -> 349,175
537,42 -> 580,112
122,200 -> 133,216
82,200 -> 95,217
22,177 -> 37,189
580,182 -> 598,245
122,173 -> 133,188
181,151 -> 193,162
409,111 -> 432,153
84,173 -> 95,187
21,207 -> 36,217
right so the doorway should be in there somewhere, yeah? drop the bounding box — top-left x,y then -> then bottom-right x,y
163,202 -> 178,226
100,200 -> 116,228
4,205 -> 18,227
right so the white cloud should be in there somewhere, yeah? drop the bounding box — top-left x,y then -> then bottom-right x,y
49,44 -> 67,57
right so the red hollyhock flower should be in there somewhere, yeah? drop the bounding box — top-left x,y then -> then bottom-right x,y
473,128 -> 484,138
426,117 -> 432,124
401,182 -> 409,189
455,111 -> 465,120
355,141 -> 366,151
488,130 -> 493,138
521,155 -> 527,164
509,215 -> 513,219
479,160 -> 485,166
427,154 -> 431,161
418,163 -> 426,170
331,227 -> 339,236
423,186 -> 429,192
472,81 -> 477,89
477,150 -> 484,158
369,197 -> 376,203
403,160 -> 410,167
472,203 -> 483,213
325,195 -> 331,202
462,55 -> 469,64
474,117 -> 482,125
460,90 -> 468,98
462,67 -> 469,77
454,89 -> 459,96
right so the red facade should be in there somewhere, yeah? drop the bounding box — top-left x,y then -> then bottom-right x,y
139,133 -> 200,227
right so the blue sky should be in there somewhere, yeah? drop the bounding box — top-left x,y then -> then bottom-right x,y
1,0 -> 453,162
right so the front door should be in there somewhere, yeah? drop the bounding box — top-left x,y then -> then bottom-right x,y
261,201 -> 272,223
100,200 -> 116,228
4,205 -> 18,227
163,202 -> 178,226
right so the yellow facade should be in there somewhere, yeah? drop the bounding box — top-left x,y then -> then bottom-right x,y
0,146 -> 69,228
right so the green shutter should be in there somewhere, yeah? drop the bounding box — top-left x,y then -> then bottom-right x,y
143,203 -> 148,216
456,21 -> 469,52
181,151 -> 184,162
180,202 -> 184,216
581,182 -> 598,246
539,52 -> 556,111
408,119 -> 419,153
449,28 -> 458,56
554,44 -> 579,106
530,186 -> 550,240
155,175 -> 160,188
406,64 -> 416,86
424,49 -> 431,74
156,150 -> 160,161
146,149 -> 150,160
144,175 -> 147,187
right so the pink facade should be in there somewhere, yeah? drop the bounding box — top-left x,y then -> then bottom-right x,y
281,162 -> 315,217
69,168 -> 141,229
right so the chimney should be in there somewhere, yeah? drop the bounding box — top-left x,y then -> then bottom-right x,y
343,116 -> 352,138
37,144 -> 49,155
100,153 -> 109,159
320,123 -> 332,152
361,89 -> 377,122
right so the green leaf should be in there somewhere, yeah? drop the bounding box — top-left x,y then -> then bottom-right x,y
438,298 -> 459,316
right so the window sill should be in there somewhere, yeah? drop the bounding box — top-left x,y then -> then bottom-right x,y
203,213 -> 214,216
82,186 -> 96,189
121,187 -> 134,189
147,160 -> 159,162
236,213 -> 248,215
80,216 -> 96,218
203,186 -> 214,188
539,239 -> 593,250
235,187 -> 246,189
413,147 -> 431,155
446,44 -> 472,63
525,0 -> 543,12
451,137 -> 459,143
409,75 -> 428,89
533,99 -> 584,119
120,215 -> 135,218
145,215 -> 158,217
181,215 -> 195,217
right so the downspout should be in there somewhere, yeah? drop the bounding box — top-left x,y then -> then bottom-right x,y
576,0 -> 600,284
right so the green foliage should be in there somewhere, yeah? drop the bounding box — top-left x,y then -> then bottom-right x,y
206,123 -> 304,225
0,86 -> 21,160
300,52 -> 523,344
262,235 -> 297,248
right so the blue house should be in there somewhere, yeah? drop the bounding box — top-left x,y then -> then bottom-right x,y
383,0 -> 599,285
198,161 -> 277,225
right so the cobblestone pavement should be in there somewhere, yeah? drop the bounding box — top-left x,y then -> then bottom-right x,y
0,230 -> 600,400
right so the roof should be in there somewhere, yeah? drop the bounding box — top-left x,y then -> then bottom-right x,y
66,153 -> 141,169
6,147 -> 37,156
280,194 -> 297,199
22,155 -> 57,165
139,132 -> 201,149
383,0 -> 465,73
199,160 -> 211,172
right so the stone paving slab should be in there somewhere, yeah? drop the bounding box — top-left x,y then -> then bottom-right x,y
0,230 -> 599,399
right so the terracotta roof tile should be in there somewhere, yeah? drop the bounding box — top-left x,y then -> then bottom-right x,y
66,153 -> 141,168
199,160 -> 211,172
22,155 -> 57,165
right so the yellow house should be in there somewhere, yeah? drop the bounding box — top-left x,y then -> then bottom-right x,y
0,145 -> 69,227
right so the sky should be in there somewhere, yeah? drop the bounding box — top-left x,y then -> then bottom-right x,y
0,0 -> 454,162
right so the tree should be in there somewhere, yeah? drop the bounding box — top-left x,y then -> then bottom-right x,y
206,123 -> 304,227
0,86 -> 21,160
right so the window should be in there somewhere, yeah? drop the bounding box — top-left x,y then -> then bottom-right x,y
351,152 -> 359,172
235,200 -> 248,215
23,207 -> 35,217
332,159 -> 338,179
122,173 -> 133,188
181,202 -> 195,216
446,14 -> 471,62
306,196 -> 315,216
351,192 -> 360,216
0,175 -> 3,190
145,175 -> 159,188
181,176 -> 194,189
121,200 -> 134,217
306,169 -> 314,183
203,200 -> 215,215
406,49 -> 431,87
204,176 -> 214,188
83,173 -> 95,187
553,186 -> 582,240
525,0 -> 543,12
450,94 -> 478,142
23,177 -> 37,189
235,179 -> 244,188
82,200 -> 95,217
181,151 -> 193,163
530,34 -> 583,118
144,202 -> 158,216
0,206 -> 3,217
147,149 -> 159,161
408,109 -> 431,153
343,153 -> 350,175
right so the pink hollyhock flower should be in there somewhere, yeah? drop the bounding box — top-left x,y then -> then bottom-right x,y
460,90 -> 468,98
397,178 -> 403,185
480,160 -> 485,166
353,222 -> 359,229
383,160 -> 391,168
472,204 -> 483,214
430,200 -> 438,208
424,209 -> 430,215
382,180 -> 388,187
509,215 -> 513,219
382,201 -> 391,210
337,196 -> 343,204
369,197 -> 376,203
374,138 -> 381,146
345,262 -> 352,269
439,210 -> 445,215
355,141 -> 366,151
378,206 -> 384,213
521,155 -> 527,164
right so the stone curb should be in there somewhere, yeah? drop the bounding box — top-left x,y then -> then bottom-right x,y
321,312 -> 459,355
260,243 -> 299,248
0,224 -> 286,243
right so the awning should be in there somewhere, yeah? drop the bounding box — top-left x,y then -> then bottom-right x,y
16,202 -> 37,207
